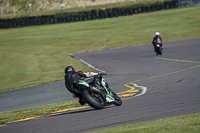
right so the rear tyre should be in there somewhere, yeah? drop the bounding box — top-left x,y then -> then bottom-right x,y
158,47 -> 162,55
82,90 -> 105,109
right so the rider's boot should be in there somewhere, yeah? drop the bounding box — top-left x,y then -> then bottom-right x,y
79,98 -> 86,106
72,93 -> 77,98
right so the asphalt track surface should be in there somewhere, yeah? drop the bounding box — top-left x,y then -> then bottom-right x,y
1,38 -> 200,133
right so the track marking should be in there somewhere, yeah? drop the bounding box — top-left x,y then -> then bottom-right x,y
126,59 -> 200,85
123,83 -> 147,100
124,57 -> 200,99
0,106 -> 90,127
155,57 -> 200,64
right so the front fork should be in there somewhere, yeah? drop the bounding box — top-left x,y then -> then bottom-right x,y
102,84 -> 115,103
103,84 -> 112,96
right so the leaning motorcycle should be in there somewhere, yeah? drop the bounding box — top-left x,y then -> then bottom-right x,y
155,40 -> 163,55
73,72 -> 122,109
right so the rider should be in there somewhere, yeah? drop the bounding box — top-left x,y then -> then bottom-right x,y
152,32 -> 163,55
64,66 -> 101,105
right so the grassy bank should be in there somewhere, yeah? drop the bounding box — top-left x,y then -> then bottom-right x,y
0,6 -> 200,125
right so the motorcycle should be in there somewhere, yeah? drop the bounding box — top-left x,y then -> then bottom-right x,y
73,72 -> 122,109
155,40 -> 163,55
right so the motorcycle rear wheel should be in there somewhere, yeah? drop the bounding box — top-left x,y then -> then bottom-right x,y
82,90 -> 105,109
157,47 -> 162,55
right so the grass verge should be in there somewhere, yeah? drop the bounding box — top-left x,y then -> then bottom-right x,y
87,113 -> 200,133
0,99 -> 79,124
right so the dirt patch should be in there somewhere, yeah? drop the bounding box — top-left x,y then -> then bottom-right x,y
0,0 -> 135,13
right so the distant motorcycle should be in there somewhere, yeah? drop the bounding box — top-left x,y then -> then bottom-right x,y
155,40 -> 163,55
74,72 -> 122,109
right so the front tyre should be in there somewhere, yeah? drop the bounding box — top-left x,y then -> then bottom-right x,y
112,91 -> 122,106
82,90 -> 105,109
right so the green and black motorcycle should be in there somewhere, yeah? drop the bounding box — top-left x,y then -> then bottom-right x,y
73,72 -> 122,109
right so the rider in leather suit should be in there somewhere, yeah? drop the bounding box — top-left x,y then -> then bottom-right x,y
152,32 -> 163,55
64,66 -> 100,105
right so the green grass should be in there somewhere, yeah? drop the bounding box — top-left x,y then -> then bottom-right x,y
87,113 -> 200,133
0,6 -> 200,126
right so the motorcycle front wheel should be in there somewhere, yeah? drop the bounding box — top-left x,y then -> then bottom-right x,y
82,90 -> 105,110
112,91 -> 122,106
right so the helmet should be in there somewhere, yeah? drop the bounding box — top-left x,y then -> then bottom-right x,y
155,32 -> 160,36
65,66 -> 75,74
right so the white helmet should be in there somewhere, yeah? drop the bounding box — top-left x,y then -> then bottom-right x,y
155,32 -> 160,36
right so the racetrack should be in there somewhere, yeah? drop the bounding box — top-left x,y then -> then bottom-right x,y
1,38 -> 200,133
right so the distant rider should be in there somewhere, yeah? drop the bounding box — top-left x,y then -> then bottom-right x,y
152,32 -> 163,55
64,66 -> 100,106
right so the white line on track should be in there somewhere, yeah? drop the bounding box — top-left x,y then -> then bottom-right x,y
70,53 -> 106,73
123,83 -> 147,100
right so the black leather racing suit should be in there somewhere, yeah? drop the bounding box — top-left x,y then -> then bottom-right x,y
64,71 -> 94,98
152,35 -> 163,51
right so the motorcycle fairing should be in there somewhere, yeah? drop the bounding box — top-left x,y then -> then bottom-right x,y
101,78 -> 112,96
106,95 -> 115,103
100,77 -> 116,103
